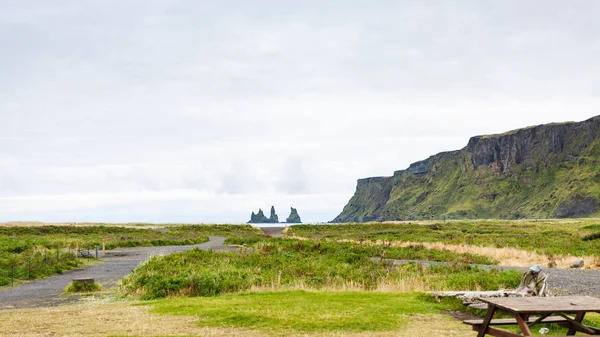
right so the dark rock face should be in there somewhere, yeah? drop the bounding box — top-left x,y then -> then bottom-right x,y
466,117 -> 600,173
332,116 -> 600,222
286,207 -> 302,223
408,159 -> 430,175
555,196 -> 599,218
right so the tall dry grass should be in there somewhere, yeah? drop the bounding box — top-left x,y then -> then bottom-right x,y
286,234 -> 599,269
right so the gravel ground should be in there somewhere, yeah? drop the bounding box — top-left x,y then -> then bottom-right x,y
373,258 -> 600,296
0,236 -> 237,310
258,226 -> 286,238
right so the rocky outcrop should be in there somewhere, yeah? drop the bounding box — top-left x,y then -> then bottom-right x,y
332,116 -> 600,222
555,196 -> 599,218
408,158 -> 430,175
286,207 -> 302,223
269,206 -> 279,223
249,209 -> 270,223
248,206 -> 288,223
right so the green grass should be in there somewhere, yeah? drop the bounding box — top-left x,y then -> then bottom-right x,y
497,314 -> 600,336
146,291 -> 463,334
0,224 -> 260,254
0,224 -> 262,286
120,238 -> 520,299
288,220 -> 600,257
65,280 -> 102,293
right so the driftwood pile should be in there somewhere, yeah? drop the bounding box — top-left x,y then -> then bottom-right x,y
431,264 -> 550,309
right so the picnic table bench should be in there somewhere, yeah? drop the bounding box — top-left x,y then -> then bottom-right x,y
463,296 -> 600,336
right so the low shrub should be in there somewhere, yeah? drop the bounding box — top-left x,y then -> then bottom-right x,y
120,239 -> 520,300
65,281 -> 101,293
583,232 -> 600,241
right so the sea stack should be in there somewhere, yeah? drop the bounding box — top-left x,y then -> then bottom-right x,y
286,207 -> 302,223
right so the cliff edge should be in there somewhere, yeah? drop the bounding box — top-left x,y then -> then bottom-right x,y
332,116 -> 600,222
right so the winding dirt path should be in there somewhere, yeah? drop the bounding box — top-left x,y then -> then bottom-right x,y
0,236 -> 237,310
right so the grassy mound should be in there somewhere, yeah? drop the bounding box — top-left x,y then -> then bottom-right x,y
120,239 -> 520,299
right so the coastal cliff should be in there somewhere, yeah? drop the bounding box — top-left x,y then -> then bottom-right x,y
332,116 -> 600,222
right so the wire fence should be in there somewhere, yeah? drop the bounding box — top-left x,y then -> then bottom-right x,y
0,247 -> 91,287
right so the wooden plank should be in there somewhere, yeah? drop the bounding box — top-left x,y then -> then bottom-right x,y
464,316 -> 568,326
477,326 -> 521,337
515,313 -> 532,336
527,312 -> 551,329
477,296 -> 600,314
556,312 -> 600,335
567,312 -> 585,335
478,304 -> 497,337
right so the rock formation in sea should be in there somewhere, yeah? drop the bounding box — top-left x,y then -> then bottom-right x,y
249,209 -> 270,223
268,206 -> 279,223
285,207 -> 302,223
248,206 -> 280,223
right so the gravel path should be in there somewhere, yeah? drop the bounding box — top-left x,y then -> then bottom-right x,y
373,258 -> 600,296
0,236 -> 237,310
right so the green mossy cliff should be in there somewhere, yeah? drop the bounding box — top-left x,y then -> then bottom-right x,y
332,116 -> 600,222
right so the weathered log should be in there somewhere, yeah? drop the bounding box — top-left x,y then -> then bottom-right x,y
429,290 -> 511,304
72,278 -> 94,285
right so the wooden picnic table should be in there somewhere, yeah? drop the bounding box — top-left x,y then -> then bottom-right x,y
463,296 -> 600,336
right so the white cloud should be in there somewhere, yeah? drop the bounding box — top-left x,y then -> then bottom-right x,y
0,0 -> 599,222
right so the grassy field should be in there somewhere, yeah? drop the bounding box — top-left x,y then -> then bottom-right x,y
0,224 -> 262,286
287,220 -> 600,266
1,220 -> 599,336
0,224 -> 262,254
0,291 -> 598,336
146,291 -> 465,334
0,293 -> 476,337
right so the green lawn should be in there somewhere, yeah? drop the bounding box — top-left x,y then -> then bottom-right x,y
147,291 -> 462,334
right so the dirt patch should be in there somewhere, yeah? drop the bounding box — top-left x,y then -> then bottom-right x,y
442,309 -> 479,321
0,301 -> 261,337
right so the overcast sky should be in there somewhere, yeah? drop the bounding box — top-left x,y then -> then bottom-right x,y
1,1 -> 599,223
